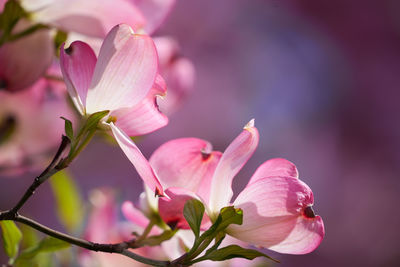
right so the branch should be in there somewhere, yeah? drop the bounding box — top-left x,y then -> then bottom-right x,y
0,212 -> 171,266
10,135 -> 70,214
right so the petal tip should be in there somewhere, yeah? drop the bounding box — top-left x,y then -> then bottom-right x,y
244,118 -> 255,130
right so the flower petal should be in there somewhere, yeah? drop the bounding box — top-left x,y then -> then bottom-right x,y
60,41 -> 97,114
32,0 -> 146,38
112,74 -> 168,136
228,176 -> 324,254
121,201 -> 150,229
0,23 -> 53,92
208,119 -> 259,215
248,158 -> 299,185
86,24 -> 158,113
110,123 -> 164,196
158,187 -> 210,230
132,0 -> 176,34
149,138 -> 222,201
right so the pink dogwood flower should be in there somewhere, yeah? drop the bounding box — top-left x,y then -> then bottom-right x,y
0,76 -> 75,175
147,120 -> 325,254
0,20 -> 54,92
154,37 -> 195,115
59,24 -> 166,195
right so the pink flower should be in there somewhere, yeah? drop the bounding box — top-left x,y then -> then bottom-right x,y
23,0 -> 175,37
0,21 -> 54,92
0,77 -> 74,175
148,120 -> 325,254
154,37 -> 195,115
59,24 -> 166,195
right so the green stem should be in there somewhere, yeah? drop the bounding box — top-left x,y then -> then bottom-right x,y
136,221 -> 155,243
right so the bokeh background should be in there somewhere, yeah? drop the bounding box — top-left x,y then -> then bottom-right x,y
1,0 -> 400,266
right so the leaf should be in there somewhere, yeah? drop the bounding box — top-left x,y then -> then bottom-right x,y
0,0 -> 26,37
216,206 -> 243,231
49,170 -> 84,232
17,237 -> 70,260
84,110 -> 110,133
0,220 -> 22,260
183,199 -> 205,238
199,245 -> 279,263
61,117 -> 74,141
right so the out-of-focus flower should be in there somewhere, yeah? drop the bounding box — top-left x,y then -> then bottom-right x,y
81,188 -> 166,267
22,0 -> 175,37
0,21 -> 54,92
60,24 -> 166,195
154,37 -> 195,115
147,120 -> 325,254
0,76 -> 74,176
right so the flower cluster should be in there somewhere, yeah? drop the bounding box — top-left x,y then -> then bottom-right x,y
0,0 -> 324,266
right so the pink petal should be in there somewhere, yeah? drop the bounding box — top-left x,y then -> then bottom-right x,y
121,201 -> 150,229
154,37 -> 195,115
85,188 -> 118,243
248,158 -> 299,185
208,120 -> 259,215
33,0 -> 146,38
149,138 -> 222,201
86,24 -> 158,113
158,187 -> 210,230
110,123 -> 164,196
60,41 -> 97,114
112,74 -> 168,136
228,176 -> 324,254
131,0 -> 176,34
0,23 -> 53,92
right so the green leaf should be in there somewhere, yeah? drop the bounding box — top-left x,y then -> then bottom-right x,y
83,110 -> 109,133
49,170 -> 84,232
216,206 -> 243,231
0,0 -> 26,32
183,199 -> 205,238
0,220 -> 22,260
61,117 -> 74,141
198,245 -> 279,263
17,237 -> 70,260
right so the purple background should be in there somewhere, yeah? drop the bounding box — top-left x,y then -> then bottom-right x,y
1,0 -> 400,266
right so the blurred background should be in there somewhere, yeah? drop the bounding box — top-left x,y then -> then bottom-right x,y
1,0 -> 400,266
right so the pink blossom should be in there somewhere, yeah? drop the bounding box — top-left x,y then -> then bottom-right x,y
59,24 -> 166,195
0,77 -> 74,175
154,37 -> 195,115
148,120 -> 325,254
0,21 -> 54,92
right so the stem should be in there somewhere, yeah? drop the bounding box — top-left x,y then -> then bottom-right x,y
136,221 -> 155,243
0,213 -> 170,266
11,135 -> 70,214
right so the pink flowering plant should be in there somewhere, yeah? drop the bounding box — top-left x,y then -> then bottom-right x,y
0,0 -> 324,266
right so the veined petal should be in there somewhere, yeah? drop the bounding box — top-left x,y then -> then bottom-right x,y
228,176 -> 324,254
248,158 -> 299,185
60,41 -> 97,114
158,187 -> 210,230
132,0 -> 176,34
149,138 -> 222,201
121,201 -> 150,228
267,215 -> 325,254
86,24 -> 158,113
208,119 -> 259,215
110,123 -> 163,196
112,74 -> 168,136
32,0 -> 146,38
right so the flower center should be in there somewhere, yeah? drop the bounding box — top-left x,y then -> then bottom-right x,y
303,205 -> 316,219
